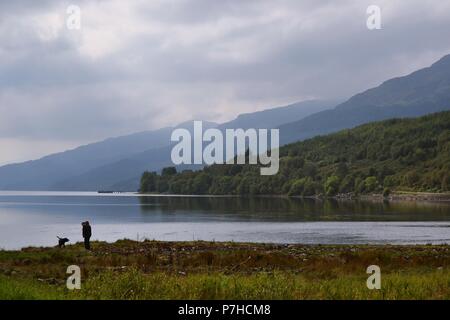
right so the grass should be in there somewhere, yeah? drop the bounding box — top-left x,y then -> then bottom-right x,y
0,240 -> 449,300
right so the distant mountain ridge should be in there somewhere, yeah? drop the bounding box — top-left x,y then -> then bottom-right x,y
0,100 -> 335,190
52,100 -> 336,191
0,127 -> 174,190
218,100 -> 339,130
1,54 -> 449,191
279,54 -> 450,144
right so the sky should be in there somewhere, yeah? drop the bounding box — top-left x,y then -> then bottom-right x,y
1,0 -> 450,165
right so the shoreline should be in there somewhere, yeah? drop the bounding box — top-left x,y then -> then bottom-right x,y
3,237 -> 450,253
137,191 -> 450,202
8,239 -> 450,250
338,192 -> 450,202
2,190 -> 450,202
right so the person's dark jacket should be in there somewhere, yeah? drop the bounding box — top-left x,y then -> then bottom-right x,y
82,224 -> 92,238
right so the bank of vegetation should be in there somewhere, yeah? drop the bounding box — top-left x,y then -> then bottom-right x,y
140,112 -> 450,197
0,240 -> 448,299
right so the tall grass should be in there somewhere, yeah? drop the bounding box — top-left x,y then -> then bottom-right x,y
1,241 -> 448,300
1,269 -> 448,300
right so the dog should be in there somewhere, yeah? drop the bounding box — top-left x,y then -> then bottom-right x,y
57,236 -> 70,248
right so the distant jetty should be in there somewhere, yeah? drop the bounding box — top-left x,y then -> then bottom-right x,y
97,190 -> 123,194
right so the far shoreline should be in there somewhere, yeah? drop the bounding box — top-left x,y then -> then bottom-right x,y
2,190 -> 450,202
137,191 -> 450,202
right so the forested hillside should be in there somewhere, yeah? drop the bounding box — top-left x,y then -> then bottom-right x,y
140,111 -> 450,196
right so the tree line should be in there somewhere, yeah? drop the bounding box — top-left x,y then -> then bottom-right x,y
140,111 -> 450,196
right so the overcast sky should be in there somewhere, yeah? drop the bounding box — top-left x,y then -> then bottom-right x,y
1,0 -> 450,165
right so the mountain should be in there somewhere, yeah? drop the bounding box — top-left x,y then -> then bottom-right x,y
0,121 -> 216,190
0,100 -> 334,191
4,53 -> 450,192
53,100 -> 336,191
217,100 -> 339,130
279,54 -> 450,144
51,123 -> 214,191
140,111 -> 450,195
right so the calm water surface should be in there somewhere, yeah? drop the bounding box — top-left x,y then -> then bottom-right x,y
0,191 -> 450,249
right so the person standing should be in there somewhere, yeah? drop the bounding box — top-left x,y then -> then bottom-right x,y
82,221 -> 92,250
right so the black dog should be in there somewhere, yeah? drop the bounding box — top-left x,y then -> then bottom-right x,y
57,236 -> 70,248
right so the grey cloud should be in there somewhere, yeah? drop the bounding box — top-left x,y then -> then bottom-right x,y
1,0 -> 450,163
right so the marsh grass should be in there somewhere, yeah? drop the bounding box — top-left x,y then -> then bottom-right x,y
1,269 -> 448,300
0,240 -> 448,300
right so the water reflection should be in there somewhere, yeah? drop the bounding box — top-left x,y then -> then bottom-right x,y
138,196 -> 450,221
1,193 -> 450,248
